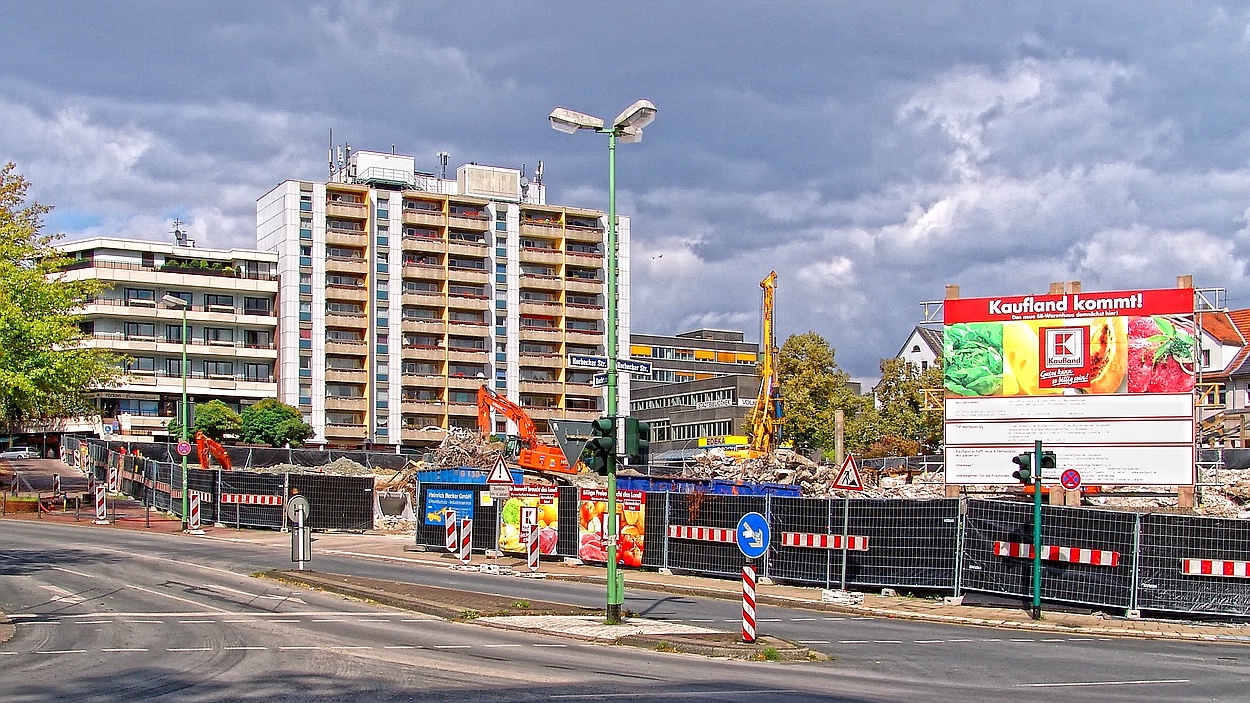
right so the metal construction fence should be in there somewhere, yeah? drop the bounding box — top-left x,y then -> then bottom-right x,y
61,436 -> 372,531
410,481 -> 1250,618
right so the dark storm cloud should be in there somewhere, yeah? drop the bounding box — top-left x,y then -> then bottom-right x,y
3,1 -> 1250,380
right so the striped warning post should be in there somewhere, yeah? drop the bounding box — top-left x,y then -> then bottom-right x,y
527,525 -> 540,572
189,492 -> 202,531
993,541 -> 1120,567
220,493 -> 283,506
444,509 -> 458,554
107,465 -> 118,491
458,518 -> 472,565
1182,559 -> 1250,578
94,485 -> 107,523
667,525 -> 736,543
780,532 -> 870,551
742,564 -> 757,644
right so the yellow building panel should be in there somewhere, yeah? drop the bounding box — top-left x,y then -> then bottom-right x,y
736,353 -> 757,363
716,351 -> 735,363
694,349 -> 715,361
630,345 -> 652,357
694,373 -> 715,380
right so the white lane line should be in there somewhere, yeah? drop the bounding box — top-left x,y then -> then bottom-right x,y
577,644 -> 598,647
1041,638 -> 1065,642
6,615 -> 38,619
434,645 -> 470,649
914,640 -> 943,644
102,648 -> 148,652
1010,638 -> 1035,642
21,622 -> 59,625
384,645 -> 417,649
0,652 -> 16,655
36,650 -> 86,655
874,640 -> 902,644
400,619 -> 425,623
178,620 -> 214,624
223,619 -> 255,623
798,640 -> 830,644
269,619 -> 300,623
822,617 -> 845,621
1017,679 -> 1190,689
357,619 -> 390,623
485,644 -> 521,648
533,644 -> 568,648
223,646 -> 267,651
790,618 -> 816,621
166,647 -> 211,652
948,638 -> 974,642
330,646 -> 372,650
312,619 -> 345,622
279,646 -> 319,650
71,620 -> 112,625
758,618 -> 782,622
50,566 -> 95,578
1068,638 -> 1095,641
689,619 -> 715,623
123,620 -> 164,624
126,584 -> 230,613
981,638 -> 1001,642
839,640 -> 868,644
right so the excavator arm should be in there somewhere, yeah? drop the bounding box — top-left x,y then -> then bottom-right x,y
194,431 -> 232,471
476,385 -> 575,474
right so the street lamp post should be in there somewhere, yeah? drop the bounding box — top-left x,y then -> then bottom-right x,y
550,99 -> 657,625
161,294 -> 190,530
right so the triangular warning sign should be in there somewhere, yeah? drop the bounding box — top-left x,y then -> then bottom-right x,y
832,454 -> 863,491
487,457 -> 513,484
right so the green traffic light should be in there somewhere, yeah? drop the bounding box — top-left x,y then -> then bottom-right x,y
1011,452 -> 1034,484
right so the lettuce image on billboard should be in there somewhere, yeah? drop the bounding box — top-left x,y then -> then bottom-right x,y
943,322 -> 1003,396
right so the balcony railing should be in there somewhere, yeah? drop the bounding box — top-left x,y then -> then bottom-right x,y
61,259 -> 277,281
88,332 -> 275,349
83,297 -> 276,316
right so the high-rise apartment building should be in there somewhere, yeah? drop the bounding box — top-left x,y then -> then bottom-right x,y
257,149 -> 629,449
58,235 -> 279,437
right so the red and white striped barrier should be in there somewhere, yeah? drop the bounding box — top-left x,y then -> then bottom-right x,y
527,525 -> 540,572
994,541 -> 1120,567
444,509 -> 458,553
742,564 -> 757,644
107,465 -> 118,492
94,485 -> 107,523
1182,559 -> 1250,578
458,518 -> 472,565
781,531 -> 869,551
189,492 -> 202,531
667,525 -> 736,543
221,493 -> 283,506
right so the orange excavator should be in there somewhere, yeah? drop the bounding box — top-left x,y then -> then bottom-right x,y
476,385 -> 578,474
195,431 -> 232,471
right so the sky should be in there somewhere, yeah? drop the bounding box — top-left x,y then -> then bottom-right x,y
3,1 -> 1250,382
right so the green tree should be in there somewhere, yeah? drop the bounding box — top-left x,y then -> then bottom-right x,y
240,398 -> 313,447
848,357 -> 945,456
0,163 -> 121,433
167,399 -> 241,442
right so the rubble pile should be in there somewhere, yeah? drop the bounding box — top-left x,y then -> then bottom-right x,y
431,427 -> 504,470
680,449 -> 947,499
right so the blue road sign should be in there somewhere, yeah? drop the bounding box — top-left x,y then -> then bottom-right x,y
567,354 -> 609,370
616,358 -> 654,375
736,511 -> 771,559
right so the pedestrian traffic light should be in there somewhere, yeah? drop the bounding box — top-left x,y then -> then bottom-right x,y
584,416 -> 617,475
623,417 -> 650,466
1011,452 -> 1034,483
1040,451 -> 1057,470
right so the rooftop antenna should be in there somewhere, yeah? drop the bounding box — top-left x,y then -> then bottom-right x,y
172,218 -> 193,248
437,151 -> 449,180
535,160 -> 544,185
328,129 -> 334,178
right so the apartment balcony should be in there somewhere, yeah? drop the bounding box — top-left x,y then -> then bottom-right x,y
401,265 -> 445,282
326,285 -> 368,303
519,247 -> 563,266
402,346 -> 446,362
401,372 -> 446,388
448,213 -> 490,231
447,267 -> 489,285
401,236 -> 445,255
325,339 -> 368,356
447,347 -> 488,363
326,229 -> 368,247
565,277 -> 604,294
565,329 -> 604,346
446,403 -> 478,420
518,327 -> 562,344
402,210 -> 445,227
518,275 -> 563,293
519,353 -> 563,370
447,376 -> 485,392
402,318 -> 446,335
520,405 -> 563,424
564,225 -> 604,245
326,257 -> 368,275
325,201 -> 368,219
325,368 -> 368,384
324,423 -> 367,441
324,396 -> 367,412
519,379 -> 564,395
401,399 -> 446,415
565,304 -> 603,321
561,407 -> 600,422
403,427 -> 447,444
325,312 -> 368,328
447,294 -> 490,312
401,291 -> 446,307
564,250 -> 603,268
519,300 -> 562,317
447,240 -> 489,256
519,221 -> 563,240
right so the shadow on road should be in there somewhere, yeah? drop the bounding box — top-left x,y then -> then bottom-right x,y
0,548 -> 123,577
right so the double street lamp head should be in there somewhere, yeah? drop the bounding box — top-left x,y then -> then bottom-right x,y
549,99 -> 656,142
160,294 -> 189,309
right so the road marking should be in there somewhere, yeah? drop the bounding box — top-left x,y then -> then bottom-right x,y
224,646 -> 268,651
839,640 -> 868,644
758,618 -> 782,622
357,619 -> 390,623
71,620 -> 112,625
689,619 -> 715,623
330,646 -> 372,650
36,650 -> 86,654
874,640 -> 902,644
434,645 -> 471,649
269,619 -> 300,623
50,566 -> 95,578
384,645 -> 417,649
312,619 -> 345,622
914,640 -> 943,644
798,640 -> 829,644
166,648 -> 212,652
790,618 -> 815,621
178,620 -> 214,624
1010,638 -> 1035,642
1067,637 -> 1095,641
38,584 -> 84,604
1016,679 -> 1190,688
822,617 -> 845,621
279,646 -> 319,650
6,614 -> 38,619
123,620 -> 164,624
126,584 -> 230,612
980,638 -> 1000,642
400,619 -> 425,622
0,652 -> 16,656
223,619 -> 255,623
948,638 -> 974,642
485,644 -> 521,648
533,644 -> 568,648
102,648 -> 148,652
549,690 -> 800,699
1041,638 -> 1065,642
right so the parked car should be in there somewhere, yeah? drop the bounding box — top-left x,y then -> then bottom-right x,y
0,447 -> 39,459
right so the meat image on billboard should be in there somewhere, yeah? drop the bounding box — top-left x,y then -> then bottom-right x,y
942,286 -> 1197,486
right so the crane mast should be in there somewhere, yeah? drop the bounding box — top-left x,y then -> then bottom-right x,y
750,271 -> 783,455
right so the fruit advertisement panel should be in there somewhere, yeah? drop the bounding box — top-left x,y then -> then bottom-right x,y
578,488 -> 646,568
499,485 -> 559,555
942,286 -> 1197,486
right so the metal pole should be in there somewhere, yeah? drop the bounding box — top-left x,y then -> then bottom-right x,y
1032,439 -> 1043,619
604,131 -> 623,625
180,304 -> 189,531
840,496 -> 850,591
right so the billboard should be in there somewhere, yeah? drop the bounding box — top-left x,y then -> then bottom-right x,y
499,485 -> 559,555
577,488 -> 646,567
942,286 -> 1196,486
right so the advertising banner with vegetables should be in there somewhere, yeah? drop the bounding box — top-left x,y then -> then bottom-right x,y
943,286 -> 1197,486
499,486 -> 559,555
578,488 -> 646,568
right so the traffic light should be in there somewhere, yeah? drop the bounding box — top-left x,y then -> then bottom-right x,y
584,416 -> 617,475
623,417 -> 650,466
1040,451 -> 1057,471
1011,452 -> 1034,484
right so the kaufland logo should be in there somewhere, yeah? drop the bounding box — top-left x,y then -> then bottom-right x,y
1044,328 -> 1084,368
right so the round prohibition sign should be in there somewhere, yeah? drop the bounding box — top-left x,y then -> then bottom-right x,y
1060,468 -> 1082,490
176,440 -> 192,457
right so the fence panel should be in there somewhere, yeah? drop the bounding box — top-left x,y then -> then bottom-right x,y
769,497 -> 833,586
642,492 -> 669,569
416,483 -> 485,553
665,493 -> 767,579
218,472 -> 285,529
289,474 -> 372,531
1137,513 -> 1250,615
849,499 -> 960,590
557,486 -> 579,558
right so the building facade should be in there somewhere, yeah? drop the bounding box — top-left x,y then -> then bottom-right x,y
257,149 -> 628,449
58,235 -> 279,438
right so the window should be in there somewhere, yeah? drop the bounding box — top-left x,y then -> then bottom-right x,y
244,330 -> 273,348
245,363 -> 271,381
166,324 -> 183,342
449,336 -> 486,350
520,342 -> 557,355
204,294 -> 234,308
450,311 -> 484,324
299,356 -> 311,370
403,362 -> 438,375
404,334 -> 441,348
449,391 -> 476,404
205,361 -> 234,377
327,274 -> 363,287
326,246 -> 362,259
127,357 -> 156,373
448,257 -> 485,270
911,344 -> 922,353
125,322 -> 156,339
326,412 -> 363,426
404,388 -> 442,402
124,288 -> 156,303
244,297 -> 272,314
327,301 -> 364,314
165,358 -> 182,377
449,363 -> 485,378
404,280 -> 440,293
326,328 -> 364,341
449,284 -> 485,297
520,369 -> 556,382
79,321 -> 94,336
205,327 -> 233,344
326,356 -> 363,370
403,307 -> 440,320
326,383 -> 363,398
166,291 -> 192,306
567,319 -> 598,331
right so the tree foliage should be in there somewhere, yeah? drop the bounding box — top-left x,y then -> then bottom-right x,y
167,400 -> 241,442
847,357 -> 945,457
240,398 -> 313,447
0,163 -> 121,428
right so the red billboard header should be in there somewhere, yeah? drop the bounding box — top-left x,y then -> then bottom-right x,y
944,287 -> 1193,324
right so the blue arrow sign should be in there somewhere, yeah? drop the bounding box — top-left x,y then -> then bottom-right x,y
736,512 -> 771,560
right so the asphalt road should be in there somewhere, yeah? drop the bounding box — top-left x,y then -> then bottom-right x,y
1,520 -> 1247,702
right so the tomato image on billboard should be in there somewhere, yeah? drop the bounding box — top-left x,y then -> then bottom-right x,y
1126,315 -> 1196,393
578,488 -> 645,568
